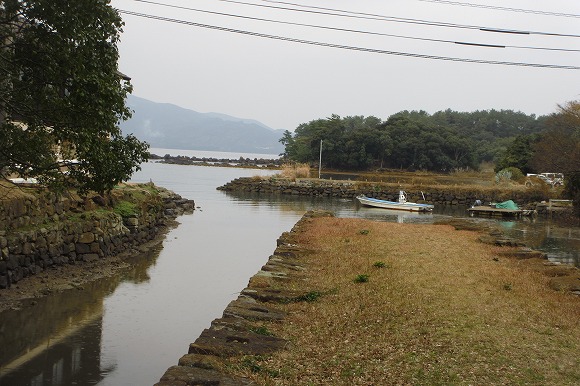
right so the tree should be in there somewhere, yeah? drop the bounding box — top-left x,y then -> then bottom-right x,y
494,134 -> 537,174
531,101 -> 580,216
0,0 -> 148,193
530,101 -> 580,175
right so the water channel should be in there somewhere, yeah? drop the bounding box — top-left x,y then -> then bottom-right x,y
0,157 -> 578,386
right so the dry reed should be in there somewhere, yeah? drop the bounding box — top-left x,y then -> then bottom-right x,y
278,163 -> 311,180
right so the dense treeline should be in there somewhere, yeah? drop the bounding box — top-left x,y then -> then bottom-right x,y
280,109 -> 548,172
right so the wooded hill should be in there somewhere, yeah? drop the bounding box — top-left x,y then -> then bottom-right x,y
280,109 -> 549,172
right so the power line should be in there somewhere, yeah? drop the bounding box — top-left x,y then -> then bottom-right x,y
417,0 -> 580,18
117,9 -> 580,70
250,0 -> 580,38
125,0 -> 580,52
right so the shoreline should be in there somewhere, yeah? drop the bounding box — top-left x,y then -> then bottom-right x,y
154,211 -> 580,385
0,182 -> 194,313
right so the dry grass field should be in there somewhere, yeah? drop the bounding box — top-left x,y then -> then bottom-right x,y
227,217 -> 580,385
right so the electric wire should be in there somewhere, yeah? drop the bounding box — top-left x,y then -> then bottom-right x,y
417,0 -> 580,18
125,0 -> 580,52
117,9 -> 580,70
234,0 -> 580,38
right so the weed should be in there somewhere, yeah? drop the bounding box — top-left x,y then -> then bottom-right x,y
353,274 -> 369,283
294,291 -> 322,302
373,261 -> 388,268
503,283 -> 513,291
359,229 -> 370,235
249,326 -> 274,336
240,356 -> 280,377
340,364 -> 364,378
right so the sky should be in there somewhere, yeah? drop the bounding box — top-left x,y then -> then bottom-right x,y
110,0 -> 580,131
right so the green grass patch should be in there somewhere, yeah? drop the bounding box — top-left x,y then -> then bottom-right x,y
113,200 -> 138,218
249,326 -> 274,336
353,274 -> 369,283
294,291 -> 323,303
373,261 -> 388,268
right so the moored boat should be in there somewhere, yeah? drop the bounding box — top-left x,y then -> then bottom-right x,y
356,191 -> 434,212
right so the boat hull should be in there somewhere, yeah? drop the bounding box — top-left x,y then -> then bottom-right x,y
356,195 -> 434,212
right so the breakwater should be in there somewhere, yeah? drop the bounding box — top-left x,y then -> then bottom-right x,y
0,183 -> 194,290
217,177 -> 549,207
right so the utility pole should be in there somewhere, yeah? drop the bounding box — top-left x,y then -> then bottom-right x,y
318,139 -> 323,179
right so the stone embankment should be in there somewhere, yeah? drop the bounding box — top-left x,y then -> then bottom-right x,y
217,177 -> 548,207
155,210 -> 577,385
0,183 -> 194,289
155,211 -> 332,386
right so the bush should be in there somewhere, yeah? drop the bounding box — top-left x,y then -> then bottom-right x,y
495,167 -> 525,184
563,171 -> 580,217
504,167 -> 525,183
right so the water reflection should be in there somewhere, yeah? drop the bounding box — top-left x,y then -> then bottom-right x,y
226,191 -> 580,267
0,246 -> 161,386
1,163 -> 578,386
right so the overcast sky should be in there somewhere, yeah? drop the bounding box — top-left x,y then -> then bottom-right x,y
110,0 -> 579,131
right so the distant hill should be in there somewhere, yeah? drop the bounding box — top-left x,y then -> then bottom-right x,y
120,95 -> 284,154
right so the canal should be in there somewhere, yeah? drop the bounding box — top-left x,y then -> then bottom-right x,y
0,160 -> 578,385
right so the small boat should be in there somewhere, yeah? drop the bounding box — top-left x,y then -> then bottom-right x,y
356,191 -> 434,212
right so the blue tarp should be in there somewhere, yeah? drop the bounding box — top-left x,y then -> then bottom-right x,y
495,200 -> 519,210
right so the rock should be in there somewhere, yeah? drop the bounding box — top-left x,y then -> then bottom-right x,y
222,296 -> 286,321
178,353 -> 223,370
78,232 -> 95,244
75,243 -> 91,254
188,328 -> 286,357
155,365 -> 252,386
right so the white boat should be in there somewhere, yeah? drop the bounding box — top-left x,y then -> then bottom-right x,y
356,191 -> 434,212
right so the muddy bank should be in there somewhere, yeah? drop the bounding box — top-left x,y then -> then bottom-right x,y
0,183 -> 194,313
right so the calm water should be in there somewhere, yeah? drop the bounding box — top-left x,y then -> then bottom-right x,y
0,158 -> 578,386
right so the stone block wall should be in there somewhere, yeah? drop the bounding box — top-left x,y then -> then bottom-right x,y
0,185 -> 194,289
217,177 -> 548,207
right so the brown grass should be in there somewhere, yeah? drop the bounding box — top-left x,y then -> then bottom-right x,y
0,179 -> 38,200
278,163 -> 311,180
227,218 -> 580,385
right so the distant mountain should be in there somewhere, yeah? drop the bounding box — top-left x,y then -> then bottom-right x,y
120,95 -> 284,154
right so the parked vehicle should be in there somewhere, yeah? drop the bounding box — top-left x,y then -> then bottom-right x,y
525,173 -> 564,187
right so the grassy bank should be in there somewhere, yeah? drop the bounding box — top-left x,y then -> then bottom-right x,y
226,217 -> 579,385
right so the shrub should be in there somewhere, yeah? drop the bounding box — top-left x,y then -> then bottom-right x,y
495,167 -> 524,184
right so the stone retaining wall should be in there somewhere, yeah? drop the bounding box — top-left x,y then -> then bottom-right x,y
217,177 -> 549,207
154,211 -> 577,385
0,185 -> 194,289
155,210 -> 330,386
